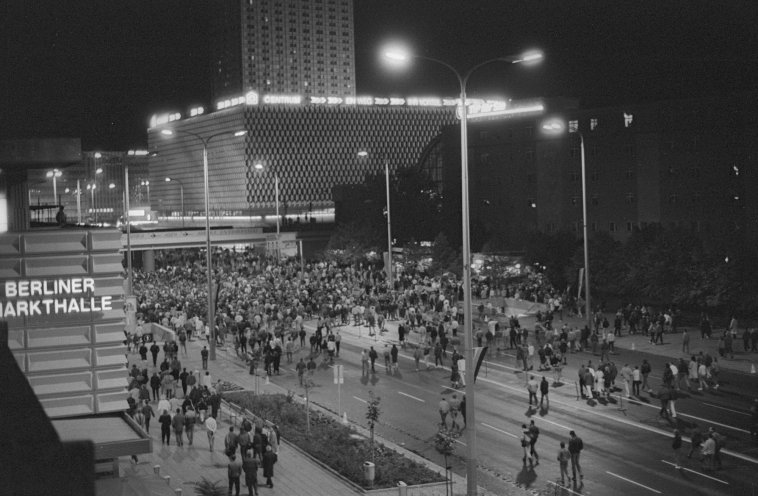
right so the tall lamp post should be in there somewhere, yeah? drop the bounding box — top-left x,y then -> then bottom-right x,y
542,120 -> 591,330
86,183 -> 97,223
383,46 -> 543,496
164,177 -> 185,228
46,169 -> 62,205
160,127 -> 246,360
140,180 -> 151,205
252,162 -> 281,259
358,150 -> 393,286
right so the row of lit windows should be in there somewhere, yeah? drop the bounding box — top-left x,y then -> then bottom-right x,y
540,220 -> 713,235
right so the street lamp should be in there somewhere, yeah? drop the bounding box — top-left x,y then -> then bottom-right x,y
252,162 -> 281,259
542,119 -> 591,331
164,177 -> 185,228
160,127 -> 247,360
357,150 -> 393,287
86,183 -> 97,223
46,169 -> 62,205
383,45 -> 543,496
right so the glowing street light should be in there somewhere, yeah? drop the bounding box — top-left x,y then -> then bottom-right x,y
382,43 -> 543,496
160,127 -> 247,360
542,118 -> 591,331
165,177 -> 185,228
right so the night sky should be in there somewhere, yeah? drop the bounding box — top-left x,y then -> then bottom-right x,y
2,0 -> 757,150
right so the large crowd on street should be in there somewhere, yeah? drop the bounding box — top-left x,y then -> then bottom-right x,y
124,247 -> 758,489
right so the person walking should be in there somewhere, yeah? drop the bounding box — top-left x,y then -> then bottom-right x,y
413,346 -> 422,371
227,453 -> 243,496
261,445 -> 277,488
701,432 -> 716,470
568,430 -> 584,483
242,449 -> 259,496
201,346 -> 209,370
459,395 -> 466,431
672,429 -> 683,469
527,375 -> 539,408
159,409 -> 172,445
172,408 -> 185,446
438,396 -> 450,429
141,400 -> 155,434
206,415 -> 217,452
641,359 -> 652,393
528,420 -> 540,465
682,329 -> 690,354
295,358 -> 306,385
369,346 -> 378,373
539,376 -> 550,409
632,365 -> 641,396
620,363 -> 632,398
184,406 -> 196,445
557,441 -> 571,485
520,425 -> 534,467
390,344 -> 399,373
449,394 -> 462,434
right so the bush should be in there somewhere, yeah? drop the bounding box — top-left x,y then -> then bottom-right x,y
224,392 -> 444,489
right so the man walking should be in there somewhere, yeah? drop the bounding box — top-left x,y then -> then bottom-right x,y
557,441 -> 571,485
242,449 -> 259,496
568,430 -> 584,483
201,346 -> 209,370
527,375 -> 539,408
438,396 -> 450,429
369,346 -> 378,373
172,408 -> 185,447
620,363 -> 633,398
296,358 -> 306,385
539,376 -> 550,409
159,409 -> 172,445
528,420 -> 540,465
227,453 -> 243,496
449,394 -> 462,434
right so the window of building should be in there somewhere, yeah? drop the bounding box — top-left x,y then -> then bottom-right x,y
591,196 -> 599,206
525,150 -> 534,161
624,113 -> 633,127
569,171 -> 580,182
479,152 -> 490,164
625,193 -> 636,204
590,170 -> 600,181
591,222 -> 598,232
479,130 -> 489,140
669,194 -> 678,204
623,144 -> 634,157
527,198 -> 536,208
609,222 -> 616,232
525,126 -> 533,138
626,169 -> 635,180
570,147 -> 579,158
568,120 -> 579,133
590,118 -> 598,131
626,221 -> 634,232
590,146 -> 598,157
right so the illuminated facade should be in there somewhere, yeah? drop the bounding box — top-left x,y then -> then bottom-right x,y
147,96 -> 459,222
440,96 -> 758,250
210,0 -> 356,102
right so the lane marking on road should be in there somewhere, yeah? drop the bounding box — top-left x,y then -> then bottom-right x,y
545,481 -> 583,495
353,396 -> 367,404
660,460 -> 729,485
629,399 -> 751,434
606,471 -> 661,494
533,417 -> 572,431
702,401 -> 750,416
481,422 -> 518,439
398,391 -> 425,403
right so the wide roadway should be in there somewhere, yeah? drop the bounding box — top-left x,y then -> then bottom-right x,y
255,322 -> 758,496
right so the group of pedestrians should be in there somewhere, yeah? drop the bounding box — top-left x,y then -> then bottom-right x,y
224,420 -> 279,496
521,424 -> 585,487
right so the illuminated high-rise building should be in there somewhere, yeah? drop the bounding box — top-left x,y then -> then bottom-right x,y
210,0 -> 356,102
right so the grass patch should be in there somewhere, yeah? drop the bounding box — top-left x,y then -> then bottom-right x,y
224,391 -> 445,489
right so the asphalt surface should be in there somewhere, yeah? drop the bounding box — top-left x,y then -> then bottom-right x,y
247,311 -> 758,496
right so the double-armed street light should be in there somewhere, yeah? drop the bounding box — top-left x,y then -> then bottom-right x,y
542,119 -> 591,331
382,44 -> 543,496
46,169 -> 62,205
164,177 -> 185,228
160,127 -> 247,360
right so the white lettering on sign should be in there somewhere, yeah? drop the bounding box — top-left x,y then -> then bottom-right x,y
1,278 -> 113,317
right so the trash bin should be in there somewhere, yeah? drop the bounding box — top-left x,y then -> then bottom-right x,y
397,480 -> 407,496
363,461 -> 375,483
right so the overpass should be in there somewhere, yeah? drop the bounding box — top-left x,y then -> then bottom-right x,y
119,226 -> 331,269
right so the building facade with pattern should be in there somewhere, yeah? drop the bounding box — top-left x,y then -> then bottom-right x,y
210,0 -> 356,102
146,98 -> 458,224
439,95 -> 758,251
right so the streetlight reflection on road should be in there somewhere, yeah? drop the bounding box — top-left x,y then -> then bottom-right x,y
381,43 -> 543,496
159,127 -> 246,360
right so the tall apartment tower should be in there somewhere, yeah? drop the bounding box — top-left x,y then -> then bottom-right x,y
210,0 -> 356,101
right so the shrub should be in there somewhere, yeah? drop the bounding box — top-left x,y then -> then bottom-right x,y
224,392 -> 444,489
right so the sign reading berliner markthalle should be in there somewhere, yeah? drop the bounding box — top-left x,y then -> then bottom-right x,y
0,278 -> 113,317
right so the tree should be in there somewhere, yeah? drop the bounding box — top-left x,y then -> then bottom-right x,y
366,390 -> 381,466
322,221 -> 380,265
192,477 -> 226,496
434,429 -> 456,496
430,232 -> 460,277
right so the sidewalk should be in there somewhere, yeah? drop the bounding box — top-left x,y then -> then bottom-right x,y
120,340 -> 362,496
